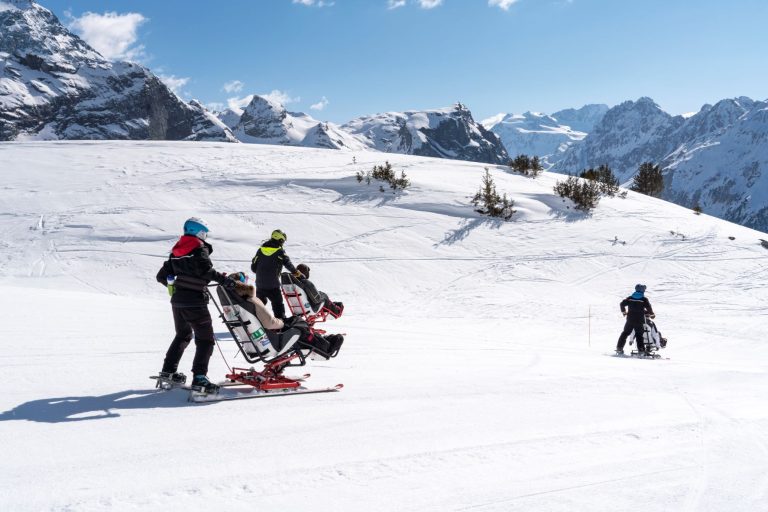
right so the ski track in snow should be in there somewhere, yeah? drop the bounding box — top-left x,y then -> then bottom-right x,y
1,141 -> 767,511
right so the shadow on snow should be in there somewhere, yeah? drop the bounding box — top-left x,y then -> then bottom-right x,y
0,388 -> 205,423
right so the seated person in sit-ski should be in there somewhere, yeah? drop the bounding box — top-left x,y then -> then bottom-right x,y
230,272 -> 344,356
294,263 -> 344,317
229,272 -> 284,331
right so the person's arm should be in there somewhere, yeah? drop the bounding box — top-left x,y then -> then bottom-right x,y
281,249 -> 298,274
196,245 -> 226,284
644,298 -> 655,316
620,298 -> 629,315
156,259 -> 173,285
250,250 -> 260,273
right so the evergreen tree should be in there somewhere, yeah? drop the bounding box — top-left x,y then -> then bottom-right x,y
530,156 -> 543,177
631,162 -> 664,197
553,176 -> 601,211
472,168 -> 515,220
580,164 -> 619,196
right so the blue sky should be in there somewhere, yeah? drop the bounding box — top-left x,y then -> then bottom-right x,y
43,0 -> 768,123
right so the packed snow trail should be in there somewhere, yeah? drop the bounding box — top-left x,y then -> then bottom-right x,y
1,141 -> 767,511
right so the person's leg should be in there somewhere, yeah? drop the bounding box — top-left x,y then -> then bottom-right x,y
184,307 -> 215,376
617,321 -> 633,351
256,288 -> 270,306
265,288 -> 285,319
162,307 -> 193,373
633,324 -> 646,353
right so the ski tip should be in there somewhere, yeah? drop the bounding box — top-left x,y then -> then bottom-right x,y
334,383 -> 344,390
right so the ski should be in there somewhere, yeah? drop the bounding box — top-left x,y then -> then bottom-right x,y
150,375 -> 241,390
187,383 -> 343,403
606,353 -> 669,360
151,374 -> 340,401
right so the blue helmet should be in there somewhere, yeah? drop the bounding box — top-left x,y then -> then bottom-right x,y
635,284 -> 647,293
183,217 -> 209,240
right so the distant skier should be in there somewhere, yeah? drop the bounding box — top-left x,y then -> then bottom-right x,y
251,229 -> 301,319
616,284 -> 655,356
155,218 -> 236,392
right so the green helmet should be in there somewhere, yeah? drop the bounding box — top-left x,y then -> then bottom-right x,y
271,229 -> 287,242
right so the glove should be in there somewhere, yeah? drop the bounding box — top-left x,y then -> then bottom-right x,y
293,270 -> 305,279
622,311 -> 627,317
650,314 -> 656,319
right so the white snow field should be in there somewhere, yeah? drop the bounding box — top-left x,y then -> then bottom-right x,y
1,141 -> 767,512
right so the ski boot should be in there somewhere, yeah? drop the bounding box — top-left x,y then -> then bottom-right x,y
155,371 -> 187,389
191,374 -> 220,394
614,349 -> 625,356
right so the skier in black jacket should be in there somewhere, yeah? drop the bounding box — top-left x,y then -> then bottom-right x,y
251,229 -> 300,319
616,284 -> 655,356
155,217 -> 235,392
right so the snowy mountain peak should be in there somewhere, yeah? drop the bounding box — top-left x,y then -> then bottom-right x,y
343,104 -> 509,164
241,94 -> 287,122
485,104 -> 608,164
0,0 -> 233,141
232,94 -> 366,150
553,96 -> 768,232
0,0 -> 35,11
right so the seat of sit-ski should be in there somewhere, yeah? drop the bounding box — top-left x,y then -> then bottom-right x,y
280,273 -> 320,315
216,286 -> 302,360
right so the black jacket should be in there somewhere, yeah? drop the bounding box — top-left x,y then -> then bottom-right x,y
156,235 -> 226,307
620,294 -> 654,324
251,239 -> 297,289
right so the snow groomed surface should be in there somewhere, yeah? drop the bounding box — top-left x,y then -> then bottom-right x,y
1,141 -> 767,511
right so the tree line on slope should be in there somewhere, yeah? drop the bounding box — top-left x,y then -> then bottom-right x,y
353,155 -> 698,222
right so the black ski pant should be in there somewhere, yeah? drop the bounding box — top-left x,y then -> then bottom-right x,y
617,320 -> 646,352
162,306 -> 215,376
257,287 -> 286,319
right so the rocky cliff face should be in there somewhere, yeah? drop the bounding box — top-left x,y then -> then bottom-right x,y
0,1 -> 234,142
553,97 -> 768,233
343,103 -> 509,165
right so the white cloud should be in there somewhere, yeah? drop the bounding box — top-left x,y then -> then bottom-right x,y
417,0 -> 443,8
262,89 -> 301,106
387,0 -> 406,8
226,95 -> 255,114
310,96 -> 330,111
205,102 -> 226,113
223,80 -> 245,93
292,0 -> 335,6
158,74 -> 190,96
488,0 -> 520,9
68,11 -> 147,61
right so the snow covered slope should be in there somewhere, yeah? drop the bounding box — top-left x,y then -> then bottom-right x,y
0,0 -> 234,142
553,97 -> 768,232
1,141 -> 767,511
343,103 -> 509,164
483,104 -> 608,164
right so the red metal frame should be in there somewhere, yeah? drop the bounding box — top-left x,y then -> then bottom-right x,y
282,287 -> 336,327
225,352 -> 303,391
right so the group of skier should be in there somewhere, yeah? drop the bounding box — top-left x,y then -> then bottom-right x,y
154,217 -> 664,392
155,218 -> 343,392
